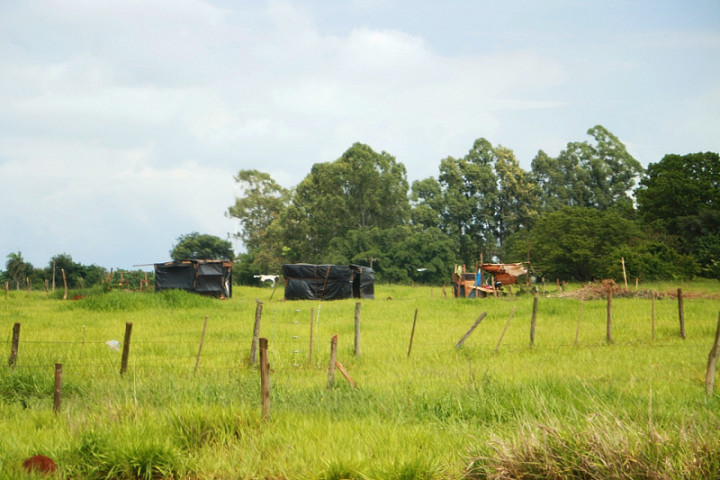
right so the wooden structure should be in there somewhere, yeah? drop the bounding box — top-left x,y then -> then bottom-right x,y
452,263 -> 528,298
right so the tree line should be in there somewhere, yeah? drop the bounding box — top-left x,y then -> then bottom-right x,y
0,234 -> 235,291
229,125 -> 719,285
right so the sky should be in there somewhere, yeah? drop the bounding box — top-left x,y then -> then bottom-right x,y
1,0 -> 719,271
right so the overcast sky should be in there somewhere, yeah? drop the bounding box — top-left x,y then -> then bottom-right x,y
1,0 -> 719,271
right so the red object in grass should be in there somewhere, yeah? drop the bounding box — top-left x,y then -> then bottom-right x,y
22,455 -> 57,474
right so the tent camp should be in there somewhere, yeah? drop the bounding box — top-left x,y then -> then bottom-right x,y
154,260 -> 233,298
282,264 -> 374,300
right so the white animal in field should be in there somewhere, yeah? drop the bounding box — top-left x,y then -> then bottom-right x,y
254,275 -> 279,286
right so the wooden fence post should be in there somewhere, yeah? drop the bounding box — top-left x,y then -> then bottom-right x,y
9,322 -> 20,368
705,312 -> 720,396
44,279 -> 49,299
260,337 -> 270,419
354,302 -> 361,357
494,307 -> 517,354
678,288 -> 686,339
120,322 -> 133,376
455,312 -> 487,349
194,315 -> 209,375
606,290 -> 613,344
54,363 -> 62,414
308,307 -> 315,366
250,300 -> 263,364
574,300 -> 584,347
530,294 -> 538,346
327,335 -> 338,389
26,277 -> 30,294
4,281 -> 8,298
408,308 -> 418,357
61,268 -> 68,300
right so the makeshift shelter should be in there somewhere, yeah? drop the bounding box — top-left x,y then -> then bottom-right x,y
154,260 -> 233,298
452,263 -> 528,298
282,264 -> 374,300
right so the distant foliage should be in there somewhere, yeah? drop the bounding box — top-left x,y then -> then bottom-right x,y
170,232 -> 234,261
225,132 -> 717,284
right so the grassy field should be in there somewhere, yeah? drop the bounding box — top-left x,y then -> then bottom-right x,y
1,280 -> 719,479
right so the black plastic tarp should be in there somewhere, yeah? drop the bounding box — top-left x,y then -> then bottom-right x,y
282,264 -> 374,300
155,260 -> 233,298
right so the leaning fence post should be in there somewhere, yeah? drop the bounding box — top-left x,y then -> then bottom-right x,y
678,288 -> 686,339
407,308 -> 418,357
54,363 -> 62,414
705,312 -> 720,396
260,337 -> 270,419
194,315 -> 209,375
120,322 -> 133,376
494,307 -> 517,355
455,312 -> 487,349
327,335 -> 338,389
9,322 -> 21,368
250,300 -> 263,364
574,300 -> 584,347
530,293 -> 538,346
354,302 -> 361,357
61,268 -> 68,300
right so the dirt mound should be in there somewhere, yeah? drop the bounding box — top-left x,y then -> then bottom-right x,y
557,280 -> 667,300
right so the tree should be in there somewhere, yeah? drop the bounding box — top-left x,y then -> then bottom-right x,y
635,152 -> 720,278
170,233 -> 234,261
507,207 -> 693,281
227,170 -> 289,254
531,125 -> 643,212
282,143 -> 410,263
44,253 -> 107,289
493,146 -> 540,253
411,138 -> 540,264
5,251 -> 32,290
508,207 -> 642,281
412,138 -> 498,265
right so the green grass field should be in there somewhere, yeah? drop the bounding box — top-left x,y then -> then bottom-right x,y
1,281 -> 719,479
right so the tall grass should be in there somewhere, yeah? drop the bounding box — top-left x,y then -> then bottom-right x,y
0,281 -> 719,478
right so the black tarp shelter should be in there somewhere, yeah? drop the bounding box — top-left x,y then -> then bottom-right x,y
282,264 -> 374,300
154,260 -> 233,298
